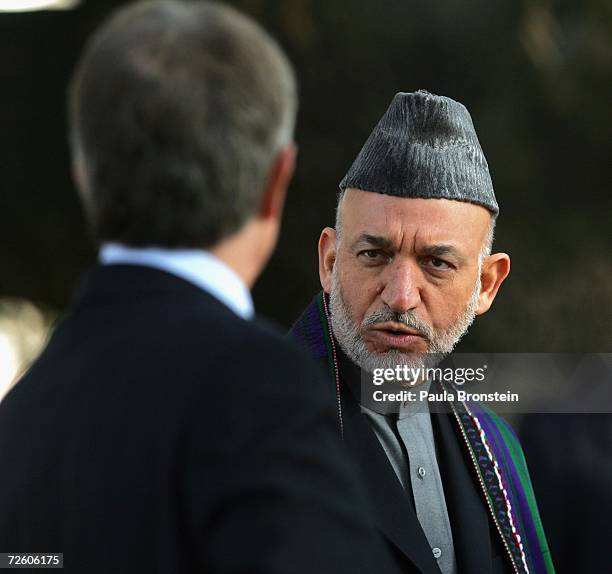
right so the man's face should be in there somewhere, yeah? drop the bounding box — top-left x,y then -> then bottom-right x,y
321,189 -> 501,373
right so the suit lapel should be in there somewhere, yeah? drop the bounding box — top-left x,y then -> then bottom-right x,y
432,412 -> 493,573
341,386 -> 442,574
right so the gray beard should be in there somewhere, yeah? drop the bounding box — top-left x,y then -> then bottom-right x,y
328,265 -> 480,378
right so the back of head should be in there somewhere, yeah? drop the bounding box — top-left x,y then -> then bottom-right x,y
69,0 -> 297,248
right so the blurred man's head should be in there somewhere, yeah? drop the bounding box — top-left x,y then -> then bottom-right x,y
318,92 -> 510,374
69,0 -> 297,284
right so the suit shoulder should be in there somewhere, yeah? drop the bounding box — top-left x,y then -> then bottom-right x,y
166,300 -> 297,350
218,317 -> 325,388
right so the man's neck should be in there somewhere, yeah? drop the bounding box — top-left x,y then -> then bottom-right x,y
209,218 -> 272,289
98,243 -> 254,319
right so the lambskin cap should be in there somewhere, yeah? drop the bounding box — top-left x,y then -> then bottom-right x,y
339,90 -> 498,215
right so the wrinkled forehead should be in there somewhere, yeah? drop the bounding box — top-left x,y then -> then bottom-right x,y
340,188 -> 491,253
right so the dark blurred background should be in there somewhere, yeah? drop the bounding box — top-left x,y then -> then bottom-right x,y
1,0 -> 610,350
0,2 -> 611,571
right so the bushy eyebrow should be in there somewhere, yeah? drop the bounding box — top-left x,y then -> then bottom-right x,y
351,234 -> 467,265
350,234 -> 393,252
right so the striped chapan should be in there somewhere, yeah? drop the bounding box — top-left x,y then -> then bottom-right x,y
290,291 -> 555,574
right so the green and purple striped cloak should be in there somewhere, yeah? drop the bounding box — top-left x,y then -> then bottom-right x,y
290,292 -> 555,574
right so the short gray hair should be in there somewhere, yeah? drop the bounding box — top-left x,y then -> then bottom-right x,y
69,0 -> 297,247
334,189 -> 496,259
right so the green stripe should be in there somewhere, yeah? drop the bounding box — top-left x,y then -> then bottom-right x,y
485,408 -> 531,485
486,410 -> 555,574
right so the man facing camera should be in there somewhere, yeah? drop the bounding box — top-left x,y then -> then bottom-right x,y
291,91 -> 555,574
0,2 -> 388,572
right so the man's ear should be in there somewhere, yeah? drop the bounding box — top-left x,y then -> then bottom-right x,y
318,227 -> 337,294
476,253 -> 511,315
258,143 -> 297,221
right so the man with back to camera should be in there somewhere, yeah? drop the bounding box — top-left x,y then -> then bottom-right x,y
0,1 -> 391,572
290,91 -> 555,574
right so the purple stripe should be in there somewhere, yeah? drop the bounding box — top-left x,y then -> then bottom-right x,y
476,411 -> 546,574
305,299 -> 328,358
289,296 -> 328,360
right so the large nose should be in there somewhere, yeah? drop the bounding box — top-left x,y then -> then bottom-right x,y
379,260 -> 422,314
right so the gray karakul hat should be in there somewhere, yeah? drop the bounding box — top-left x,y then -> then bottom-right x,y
339,90 -> 499,215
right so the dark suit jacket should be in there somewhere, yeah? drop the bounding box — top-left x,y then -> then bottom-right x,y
0,264 -> 388,573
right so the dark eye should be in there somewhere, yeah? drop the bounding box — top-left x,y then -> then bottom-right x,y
425,257 -> 452,270
357,249 -> 389,264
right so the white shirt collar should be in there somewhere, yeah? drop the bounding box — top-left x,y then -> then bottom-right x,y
98,243 -> 254,320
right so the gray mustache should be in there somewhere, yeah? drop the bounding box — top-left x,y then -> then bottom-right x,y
362,308 -> 433,340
